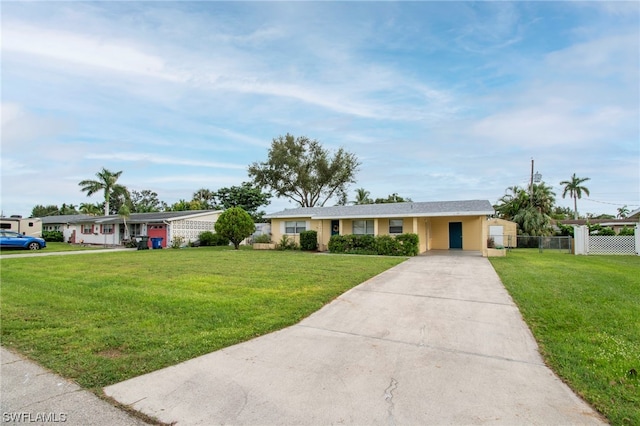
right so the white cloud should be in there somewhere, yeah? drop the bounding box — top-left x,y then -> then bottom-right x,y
85,153 -> 246,170
2,22 -> 184,82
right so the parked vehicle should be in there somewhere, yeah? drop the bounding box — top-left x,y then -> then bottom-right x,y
0,231 -> 47,250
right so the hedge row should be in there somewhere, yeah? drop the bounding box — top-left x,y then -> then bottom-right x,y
328,233 -> 419,256
42,231 -> 64,242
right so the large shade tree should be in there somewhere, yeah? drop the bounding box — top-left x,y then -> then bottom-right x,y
248,134 -> 360,207
78,168 -> 128,216
559,173 -> 590,220
130,189 -> 164,213
213,182 -> 271,222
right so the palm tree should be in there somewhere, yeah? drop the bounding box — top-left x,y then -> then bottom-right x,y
530,182 -> 555,216
79,203 -> 102,215
118,204 -> 131,241
193,188 -> 215,209
78,168 -> 128,216
560,173 -> 591,220
352,188 -> 372,205
494,186 -> 528,221
617,205 -> 629,219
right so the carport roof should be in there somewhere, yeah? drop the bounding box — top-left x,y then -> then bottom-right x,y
264,200 -> 494,219
40,210 -> 222,225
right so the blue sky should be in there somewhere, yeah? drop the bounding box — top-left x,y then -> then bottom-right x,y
2,1 -> 638,217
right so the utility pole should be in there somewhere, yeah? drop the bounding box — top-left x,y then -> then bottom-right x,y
530,158 -> 534,197
529,158 -> 542,198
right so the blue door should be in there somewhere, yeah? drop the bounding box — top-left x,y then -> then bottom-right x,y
331,220 -> 340,236
449,222 -> 463,249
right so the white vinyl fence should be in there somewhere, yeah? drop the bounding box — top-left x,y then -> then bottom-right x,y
573,225 -> 640,255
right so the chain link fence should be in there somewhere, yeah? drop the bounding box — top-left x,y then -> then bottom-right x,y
516,236 -> 573,253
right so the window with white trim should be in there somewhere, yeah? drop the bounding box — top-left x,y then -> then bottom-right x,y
101,224 -> 114,234
389,219 -> 403,234
285,221 -> 306,234
81,224 -> 93,234
353,220 -> 374,235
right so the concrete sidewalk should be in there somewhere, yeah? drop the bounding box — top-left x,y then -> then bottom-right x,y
1,347 -> 148,425
105,255 -> 606,425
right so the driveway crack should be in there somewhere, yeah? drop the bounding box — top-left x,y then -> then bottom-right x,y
383,378 -> 398,426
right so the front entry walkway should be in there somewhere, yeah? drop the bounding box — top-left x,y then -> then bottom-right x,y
105,255 -> 605,425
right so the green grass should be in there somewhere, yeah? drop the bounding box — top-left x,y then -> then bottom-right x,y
490,250 -> 640,426
1,247 -> 405,392
0,242 -> 106,255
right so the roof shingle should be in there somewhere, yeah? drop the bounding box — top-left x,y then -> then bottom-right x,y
264,200 -> 494,219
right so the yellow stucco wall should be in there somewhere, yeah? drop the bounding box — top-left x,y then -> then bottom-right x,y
269,215 -> 487,253
424,216 -> 484,250
486,218 -> 518,248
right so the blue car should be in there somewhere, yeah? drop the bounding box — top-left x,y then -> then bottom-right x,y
0,231 -> 47,250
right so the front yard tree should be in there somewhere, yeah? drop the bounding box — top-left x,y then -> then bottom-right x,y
248,134 -> 360,207
213,182 -> 271,222
560,173 -> 590,220
79,167 -> 128,216
214,207 -> 255,250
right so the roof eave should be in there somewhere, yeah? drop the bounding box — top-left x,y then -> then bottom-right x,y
267,210 -> 494,220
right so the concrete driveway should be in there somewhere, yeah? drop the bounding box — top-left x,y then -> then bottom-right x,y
105,253 -> 605,425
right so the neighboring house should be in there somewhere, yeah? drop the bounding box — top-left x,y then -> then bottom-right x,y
556,218 -> 639,235
0,216 -> 43,237
264,200 -> 495,255
486,218 -> 518,248
40,210 -> 223,248
628,208 -> 640,221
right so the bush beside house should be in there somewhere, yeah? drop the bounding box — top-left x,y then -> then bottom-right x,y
300,230 -> 318,251
42,231 -> 64,242
198,231 -> 230,246
328,233 -> 419,256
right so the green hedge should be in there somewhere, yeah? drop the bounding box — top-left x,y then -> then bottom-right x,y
328,233 -> 418,256
198,231 -> 230,246
300,230 -> 318,251
42,231 -> 64,242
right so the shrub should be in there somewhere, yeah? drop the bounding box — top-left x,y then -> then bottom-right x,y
278,235 -> 299,250
375,235 -> 400,256
396,233 -> 419,256
198,231 -> 215,246
300,230 -> 318,251
124,240 -> 138,248
42,231 -> 64,242
487,237 -> 495,248
171,236 -> 184,249
328,235 -> 346,253
589,225 -> 615,236
199,231 -> 230,247
328,233 -> 419,256
618,226 -> 636,236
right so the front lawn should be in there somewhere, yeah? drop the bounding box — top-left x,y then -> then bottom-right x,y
0,248 -> 405,392
490,251 -> 640,426
0,242 -> 106,255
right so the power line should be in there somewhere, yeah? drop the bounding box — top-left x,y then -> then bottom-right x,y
583,198 -> 639,208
